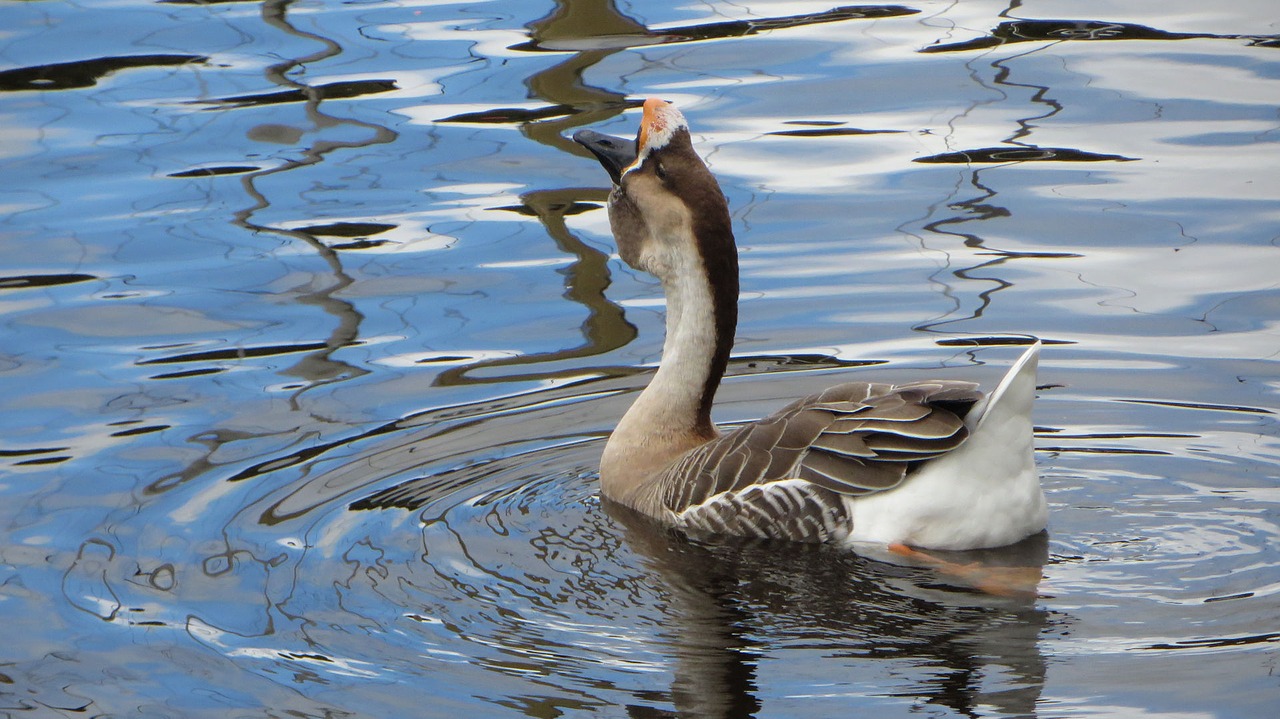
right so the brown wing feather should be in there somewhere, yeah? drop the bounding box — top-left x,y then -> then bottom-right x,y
799,452 -> 905,493
809,431 -> 875,458
659,379 -> 983,517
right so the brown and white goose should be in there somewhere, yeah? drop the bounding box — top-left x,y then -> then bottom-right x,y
573,99 -> 1046,551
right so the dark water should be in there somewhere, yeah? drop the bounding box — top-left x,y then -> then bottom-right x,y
2,0 -> 1278,716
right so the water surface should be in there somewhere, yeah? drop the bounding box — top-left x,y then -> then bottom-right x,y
1,0 -> 1278,716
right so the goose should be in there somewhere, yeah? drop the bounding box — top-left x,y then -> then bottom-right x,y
572,99 -> 1046,552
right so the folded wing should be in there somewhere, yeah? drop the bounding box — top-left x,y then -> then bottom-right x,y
662,380 -> 984,541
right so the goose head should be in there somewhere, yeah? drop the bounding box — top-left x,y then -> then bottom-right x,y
573,99 -> 736,283
575,100 -> 742,486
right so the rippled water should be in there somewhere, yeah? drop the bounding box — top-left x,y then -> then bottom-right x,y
2,0 -> 1278,716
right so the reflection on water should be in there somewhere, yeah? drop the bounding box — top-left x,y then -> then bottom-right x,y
610,500 -> 1051,717
1,0 -> 1278,716
921,18 -> 1280,54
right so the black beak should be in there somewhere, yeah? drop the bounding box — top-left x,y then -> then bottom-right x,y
572,129 -> 636,185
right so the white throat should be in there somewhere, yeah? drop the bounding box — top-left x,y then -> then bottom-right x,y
600,247 -> 723,502
629,256 -> 719,432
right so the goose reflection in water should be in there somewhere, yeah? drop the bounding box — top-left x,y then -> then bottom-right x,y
607,500 -> 1050,718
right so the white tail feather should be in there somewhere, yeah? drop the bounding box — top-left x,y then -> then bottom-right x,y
844,342 -> 1046,550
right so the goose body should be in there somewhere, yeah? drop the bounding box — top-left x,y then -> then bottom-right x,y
573,99 -> 1046,551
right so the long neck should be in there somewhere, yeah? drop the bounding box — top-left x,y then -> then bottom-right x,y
601,229 -> 738,504
642,256 -> 737,434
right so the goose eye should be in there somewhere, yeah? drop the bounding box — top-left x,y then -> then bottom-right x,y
654,161 -> 668,181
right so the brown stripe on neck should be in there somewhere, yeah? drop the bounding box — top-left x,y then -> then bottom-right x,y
690,189 -> 739,435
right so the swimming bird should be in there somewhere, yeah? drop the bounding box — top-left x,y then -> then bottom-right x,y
572,99 -> 1046,551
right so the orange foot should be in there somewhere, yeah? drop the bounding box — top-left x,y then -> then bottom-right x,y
888,543 -> 1044,598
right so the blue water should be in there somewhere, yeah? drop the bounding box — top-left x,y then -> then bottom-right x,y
2,1 -> 1278,716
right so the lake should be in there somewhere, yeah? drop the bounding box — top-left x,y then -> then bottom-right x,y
1,0 -> 1278,716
